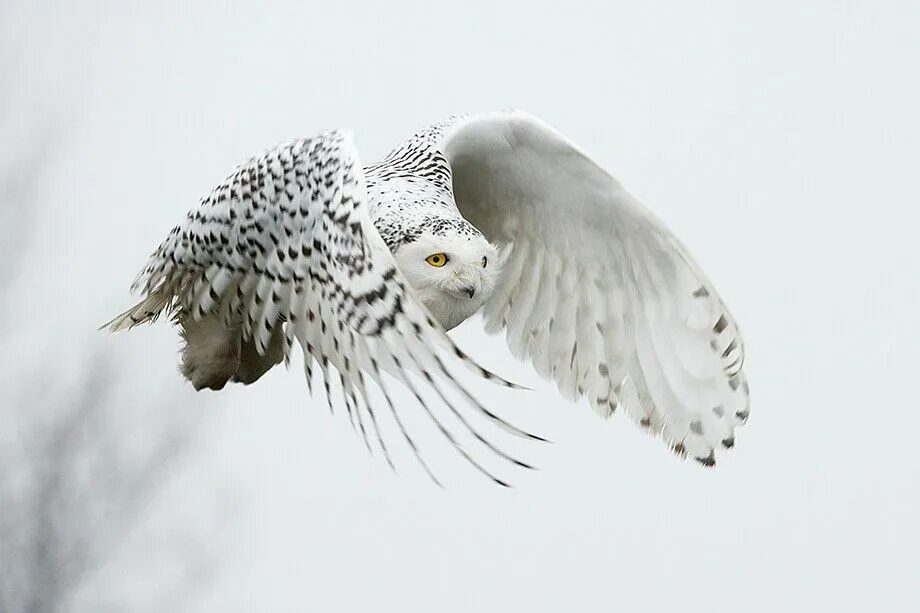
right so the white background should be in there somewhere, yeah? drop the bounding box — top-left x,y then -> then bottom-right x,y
3,1 -> 918,611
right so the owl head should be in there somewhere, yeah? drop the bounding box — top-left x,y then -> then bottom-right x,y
392,218 -> 500,330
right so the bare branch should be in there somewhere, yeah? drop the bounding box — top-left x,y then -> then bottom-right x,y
0,34 -> 221,611
0,348 -> 213,613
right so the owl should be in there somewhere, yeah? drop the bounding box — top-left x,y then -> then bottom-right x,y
104,110 -> 749,485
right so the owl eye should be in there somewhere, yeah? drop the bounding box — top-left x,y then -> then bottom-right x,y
425,253 -> 448,267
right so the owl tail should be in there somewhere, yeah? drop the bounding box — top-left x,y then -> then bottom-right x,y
98,289 -> 173,332
101,290 -> 284,390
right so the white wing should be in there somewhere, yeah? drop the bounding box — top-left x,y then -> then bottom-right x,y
441,110 -> 750,465
104,130 -> 543,486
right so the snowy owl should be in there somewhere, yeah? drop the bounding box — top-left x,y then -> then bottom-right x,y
104,110 -> 749,484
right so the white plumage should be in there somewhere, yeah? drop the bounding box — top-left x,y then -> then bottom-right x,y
104,110 -> 749,483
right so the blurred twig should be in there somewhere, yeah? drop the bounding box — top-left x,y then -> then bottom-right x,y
0,35 -> 219,612
0,354 -> 204,613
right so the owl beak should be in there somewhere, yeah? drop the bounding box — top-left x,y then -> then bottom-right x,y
464,286 -> 476,298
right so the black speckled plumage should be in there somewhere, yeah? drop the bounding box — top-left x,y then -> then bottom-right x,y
104,123 -> 537,488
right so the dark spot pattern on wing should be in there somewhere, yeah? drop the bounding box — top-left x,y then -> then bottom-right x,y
117,127 -> 543,487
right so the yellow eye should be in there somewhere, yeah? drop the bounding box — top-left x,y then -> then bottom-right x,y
425,253 -> 448,267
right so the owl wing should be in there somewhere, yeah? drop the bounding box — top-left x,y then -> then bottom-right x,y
439,110 -> 750,465
103,130 -> 544,486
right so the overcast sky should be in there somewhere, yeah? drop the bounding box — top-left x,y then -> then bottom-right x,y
3,1 -> 919,611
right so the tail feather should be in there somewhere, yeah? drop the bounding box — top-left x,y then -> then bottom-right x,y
99,289 -> 174,332
102,289 -> 284,390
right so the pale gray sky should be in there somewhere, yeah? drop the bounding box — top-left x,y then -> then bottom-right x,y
3,1 -> 919,611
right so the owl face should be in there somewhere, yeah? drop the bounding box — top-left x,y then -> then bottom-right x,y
392,231 -> 500,330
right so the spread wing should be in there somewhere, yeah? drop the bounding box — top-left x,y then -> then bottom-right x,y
103,130 -> 544,486
440,110 -> 750,465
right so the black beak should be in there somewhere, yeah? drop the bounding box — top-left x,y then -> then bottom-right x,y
464,286 -> 476,298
